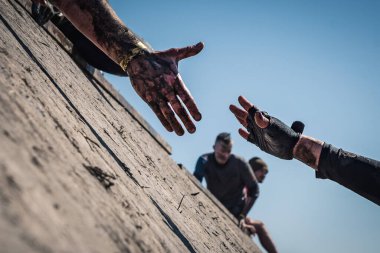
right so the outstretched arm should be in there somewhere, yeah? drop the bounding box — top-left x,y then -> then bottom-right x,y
240,161 -> 259,217
47,0 -> 146,63
193,156 -> 207,183
230,96 -> 380,205
43,0 -> 204,135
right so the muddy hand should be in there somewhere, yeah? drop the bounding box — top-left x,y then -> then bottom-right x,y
127,42 -> 204,136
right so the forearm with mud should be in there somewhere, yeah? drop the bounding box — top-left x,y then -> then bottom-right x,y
293,135 -> 324,170
50,0 -> 147,65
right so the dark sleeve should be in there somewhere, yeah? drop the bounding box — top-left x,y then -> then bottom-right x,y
240,160 -> 260,200
193,156 -> 207,183
317,143 -> 380,205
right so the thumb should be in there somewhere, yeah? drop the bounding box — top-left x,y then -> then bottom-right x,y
254,112 -> 270,129
175,42 -> 204,61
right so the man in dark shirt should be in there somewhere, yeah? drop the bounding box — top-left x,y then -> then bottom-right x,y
230,96 -> 380,206
193,132 -> 259,218
243,157 -> 278,253
193,133 -> 278,253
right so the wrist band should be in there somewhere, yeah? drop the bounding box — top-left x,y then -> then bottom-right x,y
119,41 -> 148,71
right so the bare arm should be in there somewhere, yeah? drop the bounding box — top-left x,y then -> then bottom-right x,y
46,0 -> 204,135
50,0 -> 148,64
293,135 -> 323,169
240,161 -> 259,217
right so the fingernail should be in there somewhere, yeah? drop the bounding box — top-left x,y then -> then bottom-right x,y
196,42 -> 204,48
189,127 -> 196,134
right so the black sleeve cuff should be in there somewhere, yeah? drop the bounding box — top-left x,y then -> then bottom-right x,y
315,142 -> 337,179
315,142 -> 380,205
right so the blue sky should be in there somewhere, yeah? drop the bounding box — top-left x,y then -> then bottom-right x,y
106,1 -> 380,252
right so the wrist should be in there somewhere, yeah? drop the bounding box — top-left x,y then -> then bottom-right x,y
119,41 -> 149,72
293,135 -> 324,169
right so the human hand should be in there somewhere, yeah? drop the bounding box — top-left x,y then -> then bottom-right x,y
239,217 -> 256,236
238,216 -> 249,235
31,1 -> 62,26
229,96 -> 304,160
127,42 -> 204,135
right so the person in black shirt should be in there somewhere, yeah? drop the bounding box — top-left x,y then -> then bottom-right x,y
242,157 -> 278,253
194,133 -> 259,217
194,133 -> 278,253
230,96 -> 380,206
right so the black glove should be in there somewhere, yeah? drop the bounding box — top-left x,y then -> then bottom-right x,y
246,107 -> 304,160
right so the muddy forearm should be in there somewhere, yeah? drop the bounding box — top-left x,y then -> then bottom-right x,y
50,0 -> 148,64
293,135 -> 324,169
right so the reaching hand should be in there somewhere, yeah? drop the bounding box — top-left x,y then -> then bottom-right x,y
229,96 -> 303,160
127,42 -> 204,136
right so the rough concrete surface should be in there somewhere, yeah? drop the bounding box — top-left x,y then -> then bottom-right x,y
0,0 -> 261,252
